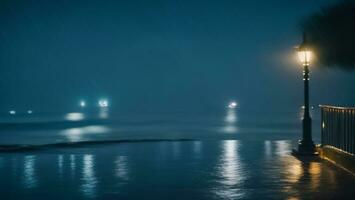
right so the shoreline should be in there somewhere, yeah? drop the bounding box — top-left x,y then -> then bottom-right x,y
0,138 -> 196,153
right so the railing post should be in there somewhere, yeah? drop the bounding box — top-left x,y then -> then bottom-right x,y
345,110 -> 351,152
352,110 -> 355,154
321,107 -> 324,146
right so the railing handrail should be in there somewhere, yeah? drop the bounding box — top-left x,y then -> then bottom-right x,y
319,105 -> 355,110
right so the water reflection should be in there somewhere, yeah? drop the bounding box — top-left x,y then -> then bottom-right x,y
65,112 -> 85,121
114,156 -> 128,180
285,159 -> 303,184
23,155 -> 38,188
99,107 -> 109,119
70,154 -> 76,177
193,141 -> 202,157
309,162 -> 321,190
282,159 -> 323,198
58,155 -> 64,176
275,140 -> 291,155
214,140 -> 246,199
81,155 -> 98,198
222,108 -> 238,133
225,109 -> 237,123
276,146 -> 322,198
172,142 -> 181,158
60,125 -> 109,142
264,140 -> 272,157
0,140 -> 352,199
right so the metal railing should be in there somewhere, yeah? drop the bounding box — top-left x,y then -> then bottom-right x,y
320,105 -> 355,155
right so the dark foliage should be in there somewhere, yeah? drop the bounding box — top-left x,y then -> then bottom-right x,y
302,0 -> 355,70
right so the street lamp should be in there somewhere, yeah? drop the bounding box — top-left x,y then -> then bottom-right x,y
294,33 -> 317,155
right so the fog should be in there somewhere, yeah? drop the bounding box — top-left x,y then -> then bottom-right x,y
0,0 -> 353,114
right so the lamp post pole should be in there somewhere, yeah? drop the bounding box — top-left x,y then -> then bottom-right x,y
295,33 -> 316,155
300,62 -> 314,149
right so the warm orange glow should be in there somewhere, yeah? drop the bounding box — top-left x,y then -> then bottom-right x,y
297,50 -> 312,65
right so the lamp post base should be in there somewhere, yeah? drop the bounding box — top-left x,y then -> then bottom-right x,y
292,140 -> 318,156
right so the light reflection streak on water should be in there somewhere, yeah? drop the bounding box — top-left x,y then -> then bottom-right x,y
81,155 -> 97,198
65,112 -> 85,121
272,140 -> 322,197
282,159 -> 323,197
115,156 -> 128,181
309,162 -> 321,190
99,107 -> 109,119
193,141 -> 202,157
222,108 -> 238,133
275,140 -> 302,185
58,155 -> 64,176
214,140 -> 246,199
60,125 -> 110,142
23,155 -> 37,189
172,142 -> 181,158
285,159 -> 303,184
264,140 -> 272,157
70,154 -> 76,177
275,140 -> 291,155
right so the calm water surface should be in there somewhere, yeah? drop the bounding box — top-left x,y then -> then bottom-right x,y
0,140 -> 354,199
0,110 -> 319,145
0,110 -> 354,199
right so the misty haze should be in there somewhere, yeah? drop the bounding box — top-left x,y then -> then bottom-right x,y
0,0 -> 354,200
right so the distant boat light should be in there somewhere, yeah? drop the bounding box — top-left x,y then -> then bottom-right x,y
228,101 -> 238,109
98,99 -> 109,108
9,110 -> 16,115
80,100 -> 86,107
27,110 -> 33,114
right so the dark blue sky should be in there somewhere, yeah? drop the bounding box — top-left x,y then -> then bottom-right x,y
0,0 -> 353,113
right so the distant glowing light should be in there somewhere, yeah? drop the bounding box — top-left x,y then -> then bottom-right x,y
80,100 -> 86,108
322,122 -> 325,129
228,101 -> 238,109
27,110 -> 33,114
9,110 -> 16,115
65,112 -> 85,121
98,99 -> 109,108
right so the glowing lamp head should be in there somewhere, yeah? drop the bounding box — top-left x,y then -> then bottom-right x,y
297,33 -> 312,66
297,50 -> 312,65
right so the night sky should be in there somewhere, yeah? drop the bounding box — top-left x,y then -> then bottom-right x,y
0,0 -> 354,114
